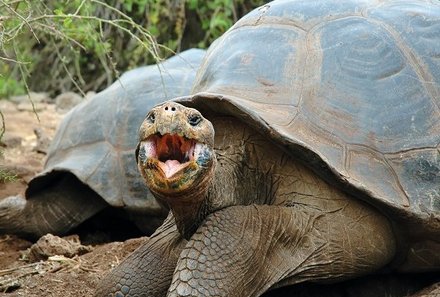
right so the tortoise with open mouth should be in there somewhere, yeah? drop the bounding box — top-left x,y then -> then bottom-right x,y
96,0 -> 440,296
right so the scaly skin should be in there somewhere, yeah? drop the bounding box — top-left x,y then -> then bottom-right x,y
95,213 -> 186,296
96,102 -> 400,296
167,204 -> 394,297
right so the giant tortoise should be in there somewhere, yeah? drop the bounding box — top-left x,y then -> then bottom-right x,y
96,0 -> 440,296
0,49 -> 205,240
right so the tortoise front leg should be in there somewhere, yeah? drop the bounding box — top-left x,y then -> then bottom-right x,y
167,201 -> 396,297
95,213 -> 186,297
0,173 -> 106,240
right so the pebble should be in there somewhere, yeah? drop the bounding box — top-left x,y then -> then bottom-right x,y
85,91 -> 96,100
27,233 -> 92,262
33,128 -> 51,154
55,92 -> 83,113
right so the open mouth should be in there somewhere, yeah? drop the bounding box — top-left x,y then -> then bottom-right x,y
142,133 -> 198,178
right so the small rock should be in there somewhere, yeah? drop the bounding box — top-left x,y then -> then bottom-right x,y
33,128 -> 51,154
0,280 -> 21,292
27,234 -> 92,262
55,92 -> 82,112
85,91 -> 96,100
10,92 -> 51,104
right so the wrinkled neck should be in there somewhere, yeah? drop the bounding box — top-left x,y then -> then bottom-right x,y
154,159 -> 216,240
205,156 -> 242,211
162,116 -> 276,239
169,159 -> 240,239
170,199 -> 210,239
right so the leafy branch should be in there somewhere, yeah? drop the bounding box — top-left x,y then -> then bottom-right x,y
0,0 -> 166,98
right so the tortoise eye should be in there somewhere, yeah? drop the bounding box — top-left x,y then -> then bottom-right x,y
188,114 -> 202,126
146,112 -> 155,123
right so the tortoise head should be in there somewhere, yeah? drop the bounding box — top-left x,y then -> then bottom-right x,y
136,102 -> 216,208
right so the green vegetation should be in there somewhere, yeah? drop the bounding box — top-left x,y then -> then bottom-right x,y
0,166 -> 17,183
0,0 -> 266,98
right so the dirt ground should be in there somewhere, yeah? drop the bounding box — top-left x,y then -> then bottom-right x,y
0,99 -> 439,297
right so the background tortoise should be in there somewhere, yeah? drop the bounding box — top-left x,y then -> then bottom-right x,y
97,0 -> 440,296
0,49 -> 205,240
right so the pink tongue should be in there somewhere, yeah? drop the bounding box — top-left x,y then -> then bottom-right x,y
161,160 -> 182,178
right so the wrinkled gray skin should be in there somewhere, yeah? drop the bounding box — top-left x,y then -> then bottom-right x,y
96,0 -> 439,296
0,49 -> 205,240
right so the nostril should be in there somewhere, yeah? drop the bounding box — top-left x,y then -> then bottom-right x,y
164,106 -> 176,112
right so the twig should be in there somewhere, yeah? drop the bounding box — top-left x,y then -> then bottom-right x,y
0,235 -> 12,243
53,39 -> 86,97
73,0 -> 86,16
0,262 -> 42,276
12,41 -> 40,123
0,110 -> 5,141
33,22 -> 86,51
0,56 -> 29,64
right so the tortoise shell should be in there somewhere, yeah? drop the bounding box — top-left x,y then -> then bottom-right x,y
179,1 -> 440,234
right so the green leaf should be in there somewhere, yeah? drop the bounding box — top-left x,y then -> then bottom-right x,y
123,2 -> 133,12
54,8 -> 64,15
63,18 -> 73,27
188,0 -> 198,9
211,17 -> 231,30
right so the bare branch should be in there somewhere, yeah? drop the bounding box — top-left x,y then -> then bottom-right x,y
0,110 -> 5,141
0,56 -> 29,64
13,40 -> 40,122
53,39 -> 86,97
